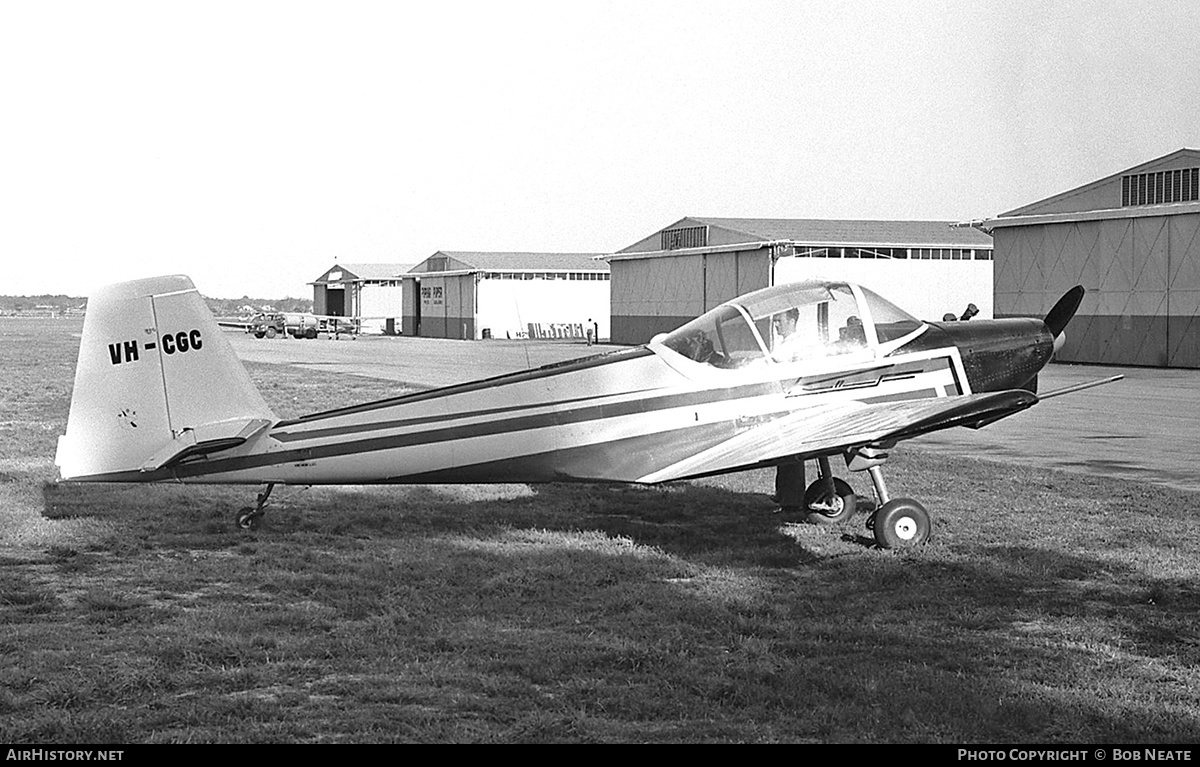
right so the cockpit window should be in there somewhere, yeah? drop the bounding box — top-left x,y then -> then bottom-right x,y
857,285 -> 924,343
758,284 -> 866,362
662,305 -> 767,368
658,280 -> 923,369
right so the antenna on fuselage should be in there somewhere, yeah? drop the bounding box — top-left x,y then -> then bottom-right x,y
511,286 -> 533,371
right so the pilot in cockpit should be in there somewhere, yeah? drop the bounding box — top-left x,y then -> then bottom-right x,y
771,308 -> 804,361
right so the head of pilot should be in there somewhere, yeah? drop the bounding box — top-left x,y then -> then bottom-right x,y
773,308 -> 799,338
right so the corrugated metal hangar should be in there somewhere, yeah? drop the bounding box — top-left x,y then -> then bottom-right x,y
400,251 -> 610,340
982,148 -> 1200,368
607,217 -> 994,345
310,263 -> 414,334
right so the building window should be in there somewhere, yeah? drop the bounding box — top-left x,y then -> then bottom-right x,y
661,226 -> 708,250
1122,168 -> 1199,206
793,246 -> 988,261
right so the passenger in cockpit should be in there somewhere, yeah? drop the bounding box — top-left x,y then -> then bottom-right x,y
838,315 -> 866,347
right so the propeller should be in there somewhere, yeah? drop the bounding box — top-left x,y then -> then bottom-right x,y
1020,285 -> 1086,394
1045,285 -> 1085,354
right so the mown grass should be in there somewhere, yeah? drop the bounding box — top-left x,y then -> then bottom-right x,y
2,318 -> 1200,743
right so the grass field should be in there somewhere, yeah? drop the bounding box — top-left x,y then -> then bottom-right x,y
3,317 -> 1200,743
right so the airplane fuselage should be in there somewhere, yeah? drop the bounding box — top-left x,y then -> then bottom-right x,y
93,320 -> 1045,487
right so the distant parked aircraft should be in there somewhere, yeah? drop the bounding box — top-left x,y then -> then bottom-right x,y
218,311 -> 362,339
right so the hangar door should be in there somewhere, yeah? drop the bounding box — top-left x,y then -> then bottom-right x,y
996,213 -> 1200,368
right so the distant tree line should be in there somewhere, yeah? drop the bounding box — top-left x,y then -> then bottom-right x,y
0,294 -> 313,316
203,296 -> 314,317
0,294 -> 84,314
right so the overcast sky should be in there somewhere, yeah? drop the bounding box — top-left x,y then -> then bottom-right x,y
3,0 -> 1198,299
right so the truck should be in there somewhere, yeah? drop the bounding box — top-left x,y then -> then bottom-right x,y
247,312 -> 320,339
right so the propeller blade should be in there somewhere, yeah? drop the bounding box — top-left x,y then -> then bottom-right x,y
1045,285 -> 1085,338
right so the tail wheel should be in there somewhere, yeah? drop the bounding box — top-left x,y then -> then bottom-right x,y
803,477 -> 857,525
236,507 -> 262,530
871,499 -> 931,549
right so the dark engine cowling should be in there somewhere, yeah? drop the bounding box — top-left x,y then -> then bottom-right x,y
935,319 -> 1054,393
902,319 -> 1055,394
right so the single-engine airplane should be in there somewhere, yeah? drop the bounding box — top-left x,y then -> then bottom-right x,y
55,274 -> 1120,548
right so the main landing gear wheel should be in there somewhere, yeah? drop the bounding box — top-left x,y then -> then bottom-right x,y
803,477 -> 857,525
871,499 -> 931,549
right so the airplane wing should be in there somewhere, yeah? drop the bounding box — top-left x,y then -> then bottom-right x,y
638,389 -> 1038,483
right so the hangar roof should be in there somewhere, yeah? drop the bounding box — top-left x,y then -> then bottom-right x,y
615,216 -> 991,258
310,263 -> 414,284
408,251 -> 609,275
956,148 -> 1200,233
1000,148 -> 1200,218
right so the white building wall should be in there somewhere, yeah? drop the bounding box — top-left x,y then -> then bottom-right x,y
358,282 -> 405,334
773,257 -> 994,322
476,276 -> 610,340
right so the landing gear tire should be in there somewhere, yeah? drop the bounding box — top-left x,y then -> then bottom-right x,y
236,507 -> 262,530
235,484 -> 274,531
803,478 -> 857,525
871,499 -> 931,549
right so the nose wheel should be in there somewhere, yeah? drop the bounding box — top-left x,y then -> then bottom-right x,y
848,448 -> 932,549
870,498 -> 931,548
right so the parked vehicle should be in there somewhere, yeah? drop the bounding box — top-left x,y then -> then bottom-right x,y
249,312 -> 319,339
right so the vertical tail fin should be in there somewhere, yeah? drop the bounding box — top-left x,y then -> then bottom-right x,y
56,275 -> 277,480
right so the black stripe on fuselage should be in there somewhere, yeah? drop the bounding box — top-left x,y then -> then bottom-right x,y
272,387 -> 656,443
124,379 -> 784,481
274,346 -> 657,428
277,351 -> 961,444
72,349 -> 954,484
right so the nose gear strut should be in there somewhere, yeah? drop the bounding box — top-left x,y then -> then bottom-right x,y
846,445 -> 931,548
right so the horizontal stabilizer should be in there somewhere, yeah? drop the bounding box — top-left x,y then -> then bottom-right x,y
140,418 -> 273,472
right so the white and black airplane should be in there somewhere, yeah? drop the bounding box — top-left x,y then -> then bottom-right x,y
55,274 -> 1119,548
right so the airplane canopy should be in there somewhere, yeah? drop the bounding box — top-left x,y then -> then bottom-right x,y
660,280 -> 923,369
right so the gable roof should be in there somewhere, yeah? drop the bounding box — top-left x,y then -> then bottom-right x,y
409,251 -> 609,275
311,263 -> 414,284
617,216 -> 991,256
1001,148 -> 1200,217
698,217 -> 993,247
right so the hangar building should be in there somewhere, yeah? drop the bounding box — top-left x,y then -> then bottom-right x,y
400,251 -> 610,340
310,262 -> 414,334
982,148 -> 1200,368
607,217 -> 994,345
